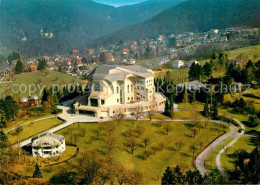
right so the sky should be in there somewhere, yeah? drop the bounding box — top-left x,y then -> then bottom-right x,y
92,0 -> 148,7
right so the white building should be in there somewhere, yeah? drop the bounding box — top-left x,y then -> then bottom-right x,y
172,60 -> 184,68
188,60 -> 200,68
73,65 -> 166,118
31,132 -> 65,158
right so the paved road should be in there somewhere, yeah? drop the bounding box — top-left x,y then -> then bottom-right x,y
216,118 -> 245,175
195,123 -> 238,176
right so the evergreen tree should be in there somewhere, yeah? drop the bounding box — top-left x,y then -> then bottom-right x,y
161,167 -> 174,185
33,163 -> 43,178
211,97 -> 218,119
41,88 -> 49,104
37,58 -> 47,71
0,131 -> 8,149
203,62 -> 212,79
203,95 -> 210,117
0,117 -> 7,129
15,60 -> 24,74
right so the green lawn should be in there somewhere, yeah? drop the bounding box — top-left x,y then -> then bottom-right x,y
6,117 -> 64,144
0,70 -> 84,98
145,111 -> 206,120
19,120 -> 229,183
205,136 -> 256,173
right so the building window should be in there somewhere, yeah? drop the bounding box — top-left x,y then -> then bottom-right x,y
128,97 -> 130,100
101,100 -> 105,105
127,85 -> 130,93
94,83 -> 102,92
90,99 -> 98,107
117,86 -> 119,94
117,99 -> 119,103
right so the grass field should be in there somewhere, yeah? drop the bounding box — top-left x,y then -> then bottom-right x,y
16,120 -> 229,183
6,117 -> 64,144
0,70 -> 84,98
205,136 -> 256,173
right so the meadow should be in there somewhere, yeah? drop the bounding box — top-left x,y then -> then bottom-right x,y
16,120 -> 229,183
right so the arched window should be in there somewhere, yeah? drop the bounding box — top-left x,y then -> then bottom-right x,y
117,86 -> 119,94
127,85 -> 130,93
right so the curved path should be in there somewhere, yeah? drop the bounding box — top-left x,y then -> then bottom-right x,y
216,118 -> 245,175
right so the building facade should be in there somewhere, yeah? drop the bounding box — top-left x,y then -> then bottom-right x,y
73,65 -> 166,117
31,132 -> 65,158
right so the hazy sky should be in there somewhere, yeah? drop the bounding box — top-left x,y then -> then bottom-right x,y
92,0 -> 148,7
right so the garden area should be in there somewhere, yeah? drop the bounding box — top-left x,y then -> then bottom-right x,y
15,120 -> 229,183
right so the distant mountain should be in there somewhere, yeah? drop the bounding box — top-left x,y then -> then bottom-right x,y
0,0 -> 183,57
88,0 -> 260,48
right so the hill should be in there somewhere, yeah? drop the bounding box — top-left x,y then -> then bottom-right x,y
88,0 -> 260,48
0,71 -> 84,98
0,0 -> 183,57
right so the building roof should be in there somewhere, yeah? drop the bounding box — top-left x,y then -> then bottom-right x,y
20,97 -> 28,103
88,65 -> 153,82
32,132 -> 64,148
30,95 -> 39,100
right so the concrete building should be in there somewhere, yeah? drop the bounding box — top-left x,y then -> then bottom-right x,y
73,65 -> 166,118
31,132 -> 65,158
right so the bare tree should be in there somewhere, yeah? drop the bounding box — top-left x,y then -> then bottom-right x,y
113,111 -> 125,126
143,137 -> 150,148
128,170 -> 142,185
104,137 -> 116,154
115,166 -> 128,185
175,141 -> 184,152
126,138 -> 138,154
191,128 -> 198,138
190,145 -> 197,158
142,150 -> 152,160
151,146 -> 159,155
78,150 -> 104,184
147,102 -> 156,121
131,106 -> 143,121
204,119 -> 210,128
163,124 -> 173,135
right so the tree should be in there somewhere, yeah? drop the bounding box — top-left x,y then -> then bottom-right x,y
15,60 -> 24,74
203,62 -> 212,79
131,106 -> 143,121
37,58 -> 47,71
126,137 -> 138,154
78,150 -> 104,184
104,137 -> 116,154
142,150 -> 152,160
0,117 -> 7,129
33,164 -> 43,178
143,137 -> 150,148
161,167 -> 174,185
49,171 -> 78,184
0,131 -> 8,148
41,88 -> 49,104
191,128 -> 198,138
190,145 -> 197,158
163,124 -> 173,135
175,141 -> 184,152
211,97 -> 219,119
203,95 -> 210,117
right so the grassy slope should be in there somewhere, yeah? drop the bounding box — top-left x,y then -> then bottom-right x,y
6,117 -> 64,144
0,70 -> 84,98
17,120 -> 228,183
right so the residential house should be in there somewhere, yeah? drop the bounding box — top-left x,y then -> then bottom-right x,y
229,58 -> 242,67
29,65 -> 38,72
172,60 -> 184,68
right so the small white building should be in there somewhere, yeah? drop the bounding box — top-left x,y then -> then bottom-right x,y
31,132 -> 65,158
172,60 -> 184,68
188,60 -> 200,68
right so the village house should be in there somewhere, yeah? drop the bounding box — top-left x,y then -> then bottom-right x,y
122,48 -> 129,55
73,65 -> 166,118
31,132 -> 65,158
172,60 -> 184,68
123,59 -> 136,65
29,65 -> 38,72
188,60 -> 200,68
229,58 -> 242,67
107,55 -> 115,63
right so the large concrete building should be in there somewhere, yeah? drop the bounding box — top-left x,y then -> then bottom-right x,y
73,65 -> 166,117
